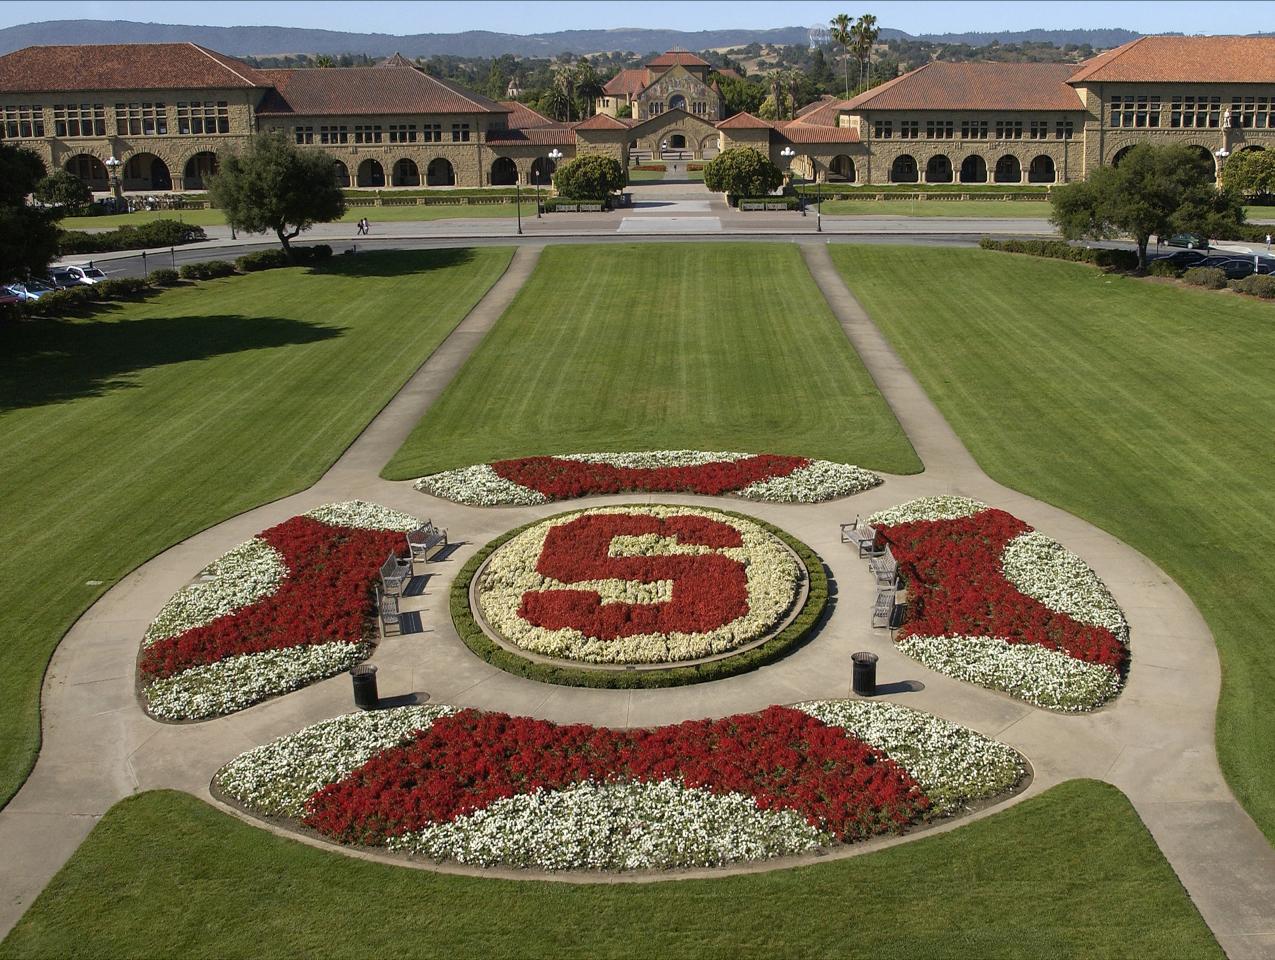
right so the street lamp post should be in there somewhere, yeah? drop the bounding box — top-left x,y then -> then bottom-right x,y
104,156 -> 123,212
515,176 -> 523,235
544,148 -> 563,214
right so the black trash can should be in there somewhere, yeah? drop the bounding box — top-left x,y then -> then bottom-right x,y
350,663 -> 379,710
851,652 -> 879,696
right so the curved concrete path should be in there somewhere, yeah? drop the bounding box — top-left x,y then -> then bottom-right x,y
0,238 -> 1272,958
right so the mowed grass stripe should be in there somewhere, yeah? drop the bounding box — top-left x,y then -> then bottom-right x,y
831,244 -> 1275,841
0,248 -> 513,806
384,243 -> 920,478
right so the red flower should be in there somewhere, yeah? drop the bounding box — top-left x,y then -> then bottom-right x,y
491,454 -> 809,499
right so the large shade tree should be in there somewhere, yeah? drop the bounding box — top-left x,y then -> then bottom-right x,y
0,143 -> 59,284
552,153 -> 625,200
208,133 -> 346,260
1051,143 -> 1245,272
1222,148 -> 1275,200
703,146 -> 783,202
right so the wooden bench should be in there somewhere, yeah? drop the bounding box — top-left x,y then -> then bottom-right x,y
407,522 -> 448,565
872,588 -> 897,628
380,552 -> 412,597
840,522 -> 881,559
376,586 -> 401,637
868,548 -> 898,588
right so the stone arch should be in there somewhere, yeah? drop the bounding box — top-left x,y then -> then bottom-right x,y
123,153 -> 172,191
357,158 -> 385,187
669,133 -> 687,149
1027,155 -> 1056,184
1185,144 -> 1218,179
183,151 -> 218,190
392,158 -> 421,187
490,156 -> 518,186
959,154 -> 988,183
333,159 -> 350,188
890,154 -> 919,183
426,157 -> 455,186
699,133 -> 720,158
530,156 -> 556,185
993,154 -> 1022,183
829,154 -> 855,182
669,94 -> 687,112
1111,143 -> 1148,167
925,154 -> 953,183
1235,143 -> 1266,153
64,153 -> 109,190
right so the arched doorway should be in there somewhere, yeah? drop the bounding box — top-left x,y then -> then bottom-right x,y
669,94 -> 687,111
829,154 -> 855,182
530,156 -> 556,185
960,155 -> 987,183
426,157 -> 455,186
993,155 -> 1021,183
1028,155 -> 1056,183
1185,144 -> 1217,180
669,133 -> 687,149
700,134 -> 720,159
333,160 -> 350,188
183,152 -> 218,190
392,158 -> 420,187
890,154 -> 918,183
490,156 -> 518,186
1111,144 -> 1142,167
64,154 -> 108,190
357,159 -> 385,187
123,153 -> 171,191
925,155 -> 953,183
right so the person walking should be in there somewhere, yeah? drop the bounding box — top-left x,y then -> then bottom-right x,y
1266,232 -> 1272,253
362,217 -> 371,235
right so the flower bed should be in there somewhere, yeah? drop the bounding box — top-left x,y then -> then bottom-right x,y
215,701 -> 1024,871
869,496 -> 1129,711
140,500 -> 420,720
476,506 -> 801,665
414,450 -> 881,505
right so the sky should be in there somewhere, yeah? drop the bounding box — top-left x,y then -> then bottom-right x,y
0,0 -> 1271,36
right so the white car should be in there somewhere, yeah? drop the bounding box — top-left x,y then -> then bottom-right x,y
57,265 -> 108,285
4,279 -> 57,300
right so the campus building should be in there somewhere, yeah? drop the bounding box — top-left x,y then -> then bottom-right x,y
0,35 -> 1272,193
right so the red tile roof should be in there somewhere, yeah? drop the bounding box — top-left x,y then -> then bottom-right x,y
716,111 -> 774,130
715,67 -> 743,81
255,66 -> 508,116
500,100 -> 557,129
487,126 -> 576,146
376,53 -> 418,69
647,50 -> 709,68
574,112 -> 630,130
1068,35 -> 1275,84
0,42 -> 264,91
603,68 -> 647,96
776,120 -> 860,144
842,62 -> 1083,112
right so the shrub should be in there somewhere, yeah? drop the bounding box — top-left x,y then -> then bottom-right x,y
1148,259 -> 1183,278
704,147 -> 783,204
1182,266 -> 1228,289
58,219 -> 207,255
94,276 -> 151,300
978,237 -> 1138,272
553,154 -> 626,200
179,260 -> 237,281
27,286 -> 94,315
235,249 -> 291,272
1231,274 -> 1275,299
147,268 -> 181,287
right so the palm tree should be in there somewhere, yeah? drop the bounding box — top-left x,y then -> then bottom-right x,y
553,63 -> 577,122
853,14 -> 880,90
314,54 -> 335,68
573,60 -> 603,119
829,13 -> 853,98
785,68 -> 803,120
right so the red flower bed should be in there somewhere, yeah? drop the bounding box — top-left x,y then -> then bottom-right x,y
304,705 -> 929,844
139,517 -> 405,679
491,454 -> 808,499
877,509 -> 1127,670
519,513 -> 749,638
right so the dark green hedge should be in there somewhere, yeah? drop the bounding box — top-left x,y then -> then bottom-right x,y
178,260 -> 237,280
58,219 -> 207,255
978,237 -> 1140,271
449,509 -> 830,689
1182,266 -> 1228,289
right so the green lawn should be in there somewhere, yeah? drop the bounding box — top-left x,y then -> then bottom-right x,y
1244,205 -> 1275,223
818,199 -> 1050,219
60,204 -> 540,230
384,243 -> 921,478
0,248 -> 512,807
0,781 -> 1219,959
832,244 -> 1275,842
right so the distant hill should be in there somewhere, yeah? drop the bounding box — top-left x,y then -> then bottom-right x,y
0,20 -> 1178,59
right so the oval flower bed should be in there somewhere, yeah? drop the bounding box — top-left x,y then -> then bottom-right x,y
215,701 -> 1025,871
474,505 -> 802,668
414,450 -> 881,505
870,496 -> 1130,711
140,500 -> 421,721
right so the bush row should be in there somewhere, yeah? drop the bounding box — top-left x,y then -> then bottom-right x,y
977,237 -> 1140,271
448,512 -> 830,690
234,245 -> 332,272
58,219 -> 207,255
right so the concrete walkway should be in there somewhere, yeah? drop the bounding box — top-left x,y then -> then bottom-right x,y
1,236 -> 1272,957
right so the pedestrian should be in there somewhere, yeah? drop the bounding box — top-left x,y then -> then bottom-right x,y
1266,232 -> 1272,253
362,217 -> 371,235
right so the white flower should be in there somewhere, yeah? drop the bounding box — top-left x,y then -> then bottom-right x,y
1002,531 -> 1129,644
560,450 -> 754,467
415,464 -> 549,506
897,634 -> 1122,712
389,779 -> 828,871
144,643 -> 369,721
868,496 -> 989,526
737,460 -> 881,503
304,500 -> 421,532
216,705 -> 455,817
794,699 -> 1024,815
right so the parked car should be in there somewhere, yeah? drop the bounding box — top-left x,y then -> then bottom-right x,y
1199,256 -> 1256,279
1166,233 -> 1210,250
57,264 -> 108,285
0,291 -> 21,307
1155,249 -> 1209,268
4,279 -> 56,301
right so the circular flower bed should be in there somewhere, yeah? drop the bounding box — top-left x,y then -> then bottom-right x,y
215,701 -> 1025,872
140,500 -> 421,721
475,506 -> 801,667
869,496 -> 1129,711
415,450 -> 881,505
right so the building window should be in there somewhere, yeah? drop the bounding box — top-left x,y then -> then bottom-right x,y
52,103 -> 106,137
1055,120 -> 1074,140
2,104 -> 45,138
899,120 -> 920,139
114,101 -> 167,136
1231,96 -> 1272,129
354,124 -> 382,144
422,123 -> 442,142
961,120 -> 988,139
926,120 -> 953,139
175,101 -> 229,135
1029,120 -> 1050,139
319,125 -> 348,144
294,126 -> 314,144
1170,94 -> 1222,129
994,120 -> 1023,139
873,119 -> 892,139
452,123 -> 470,142
650,102 -> 663,115
389,123 -> 417,143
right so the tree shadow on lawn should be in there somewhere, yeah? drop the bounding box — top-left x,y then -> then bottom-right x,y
311,247 -> 477,279
0,309 -> 344,411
